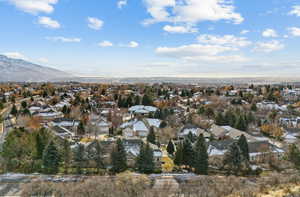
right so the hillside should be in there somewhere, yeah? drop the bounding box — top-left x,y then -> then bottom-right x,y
0,55 -> 72,82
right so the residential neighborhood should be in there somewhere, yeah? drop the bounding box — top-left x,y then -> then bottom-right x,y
0,82 -> 299,180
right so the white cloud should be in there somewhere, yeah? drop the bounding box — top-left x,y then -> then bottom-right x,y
163,25 -> 197,34
143,0 -> 243,25
99,41 -> 113,47
156,44 -> 237,57
253,40 -> 284,53
117,0 -> 127,9
38,16 -> 60,29
240,30 -> 249,35
289,5 -> 300,17
87,17 -> 103,30
128,41 -> 139,48
183,55 -> 248,63
46,36 -> 81,42
8,0 -> 58,14
262,29 -> 278,38
288,27 -> 300,37
3,52 -> 28,60
197,34 -> 252,47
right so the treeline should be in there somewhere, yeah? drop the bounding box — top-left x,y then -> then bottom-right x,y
0,128 -> 159,175
198,106 -> 255,131
170,134 -> 254,176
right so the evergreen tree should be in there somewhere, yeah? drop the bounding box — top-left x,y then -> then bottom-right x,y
77,121 -> 85,135
174,142 -> 184,166
62,139 -> 71,174
234,115 -> 247,131
215,112 -> 226,126
147,127 -> 156,144
74,144 -> 85,174
194,134 -> 208,175
62,105 -> 68,115
225,110 -> 236,127
134,95 -> 141,105
287,144 -> 300,170
110,139 -> 127,173
250,103 -> 257,111
2,96 -> 6,103
237,135 -> 250,161
136,143 -> 155,174
126,96 -> 133,107
142,94 -> 153,106
223,142 -> 249,175
204,107 -> 215,119
198,106 -> 205,115
10,104 -> 18,116
187,131 -> 197,143
92,140 -> 103,173
21,101 -> 27,109
159,121 -> 167,128
42,141 -> 60,174
36,133 -> 46,159
182,139 -> 194,168
167,139 -> 175,155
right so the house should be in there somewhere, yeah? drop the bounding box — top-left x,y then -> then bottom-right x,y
128,105 -> 158,116
178,124 -> 209,139
84,138 -> 162,168
279,117 -> 300,128
50,125 -> 74,140
256,101 -> 287,111
121,118 -> 161,138
208,139 -> 284,161
51,118 -> 80,128
209,124 -> 228,139
34,110 -> 63,122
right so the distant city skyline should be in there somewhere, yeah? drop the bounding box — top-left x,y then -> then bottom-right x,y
1,0 -> 300,78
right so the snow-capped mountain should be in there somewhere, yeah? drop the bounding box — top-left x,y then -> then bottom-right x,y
0,55 -> 72,82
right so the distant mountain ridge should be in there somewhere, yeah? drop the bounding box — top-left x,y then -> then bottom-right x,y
0,55 -> 72,82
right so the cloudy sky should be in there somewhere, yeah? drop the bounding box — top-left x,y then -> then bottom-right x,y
1,0 -> 300,78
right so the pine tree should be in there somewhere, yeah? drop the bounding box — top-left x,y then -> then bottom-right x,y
250,103 -> 257,111
10,104 -> 18,116
194,134 -> 208,175
147,127 -> 156,144
187,132 -> 197,143
21,101 -> 27,109
234,115 -> 247,131
237,135 -> 250,161
136,143 -> 155,174
36,133 -> 45,159
225,110 -> 236,127
174,142 -> 183,166
134,95 -> 141,105
94,140 -> 103,173
223,142 -> 249,175
215,112 -> 225,126
126,96 -> 133,107
111,139 -> 127,173
198,106 -> 205,115
74,144 -> 85,174
167,139 -> 175,155
62,139 -> 71,174
42,141 -> 60,174
182,139 -> 194,168
77,121 -> 85,135
142,94 -> 153,106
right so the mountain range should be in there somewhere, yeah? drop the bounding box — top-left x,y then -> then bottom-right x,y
0,55 -> 72,82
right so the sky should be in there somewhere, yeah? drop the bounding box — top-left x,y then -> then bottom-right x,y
1,0 -> 300,78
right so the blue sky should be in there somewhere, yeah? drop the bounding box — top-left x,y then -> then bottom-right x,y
1,0 -> 300,78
